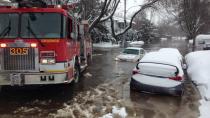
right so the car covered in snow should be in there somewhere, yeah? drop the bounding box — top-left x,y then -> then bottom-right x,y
130,50 -> 184,96
115,47 -> 146,62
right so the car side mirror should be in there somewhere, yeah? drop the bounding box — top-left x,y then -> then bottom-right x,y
182,64 -> 187,70
71,33 -> 75,39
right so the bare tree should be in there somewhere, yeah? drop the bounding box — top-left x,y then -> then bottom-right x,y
88,0 -> 120,32
159,0 -> 210,51
178,0 -> 209,51
110,0 -> 159,39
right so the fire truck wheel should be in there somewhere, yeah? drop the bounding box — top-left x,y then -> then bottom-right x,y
74,64 -> 81,83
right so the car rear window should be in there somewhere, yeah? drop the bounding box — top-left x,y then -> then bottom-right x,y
137,62 -> 178,78
123,49 -> 139,55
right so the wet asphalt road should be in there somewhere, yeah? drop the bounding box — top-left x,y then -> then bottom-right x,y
0,39 -> 200,118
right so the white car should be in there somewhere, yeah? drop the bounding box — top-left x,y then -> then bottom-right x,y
115,47 -> 146,62
130,50 -> 184,96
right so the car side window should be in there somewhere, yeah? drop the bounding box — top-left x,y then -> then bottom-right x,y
140,50 -> 144,54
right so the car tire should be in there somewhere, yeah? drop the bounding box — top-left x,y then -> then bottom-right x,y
130,82 -> 138,91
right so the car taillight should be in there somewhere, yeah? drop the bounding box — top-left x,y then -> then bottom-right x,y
169,76 -> 182,81
132,70 -> 139,75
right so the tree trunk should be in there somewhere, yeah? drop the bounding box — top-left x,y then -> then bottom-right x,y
192,37 -> 196,52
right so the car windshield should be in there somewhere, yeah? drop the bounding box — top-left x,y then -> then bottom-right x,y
21,13 -> 66,39
0,13 -> 18,38
123,49 -> 139,55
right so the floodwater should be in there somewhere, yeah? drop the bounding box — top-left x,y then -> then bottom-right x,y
0,39 -> 200,118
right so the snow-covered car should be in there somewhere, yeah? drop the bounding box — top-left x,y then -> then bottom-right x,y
115,47 -> 146,62
185,51 -> 210,118
130,51 -> 184,96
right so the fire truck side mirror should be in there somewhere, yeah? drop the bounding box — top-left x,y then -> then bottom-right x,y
71,33 -> 75,39
71,32 -> 78,39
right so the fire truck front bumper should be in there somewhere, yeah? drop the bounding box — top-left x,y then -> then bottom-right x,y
0,72 -> 71,86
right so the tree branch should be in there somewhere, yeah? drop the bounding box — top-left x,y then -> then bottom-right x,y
116,0 -> 159,36
100,0 -> 120,23
89,0 -> 108,32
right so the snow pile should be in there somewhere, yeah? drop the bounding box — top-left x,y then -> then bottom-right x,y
185,51 -> 210,118
129,41 -> 144,47
199,100 -> 210,118
100,106 -> 127,118
49,84 -> 127,118
93,42 -> 119,49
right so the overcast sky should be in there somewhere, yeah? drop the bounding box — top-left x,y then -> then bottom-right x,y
115,0 -> 164,25
115,0 -> 144,18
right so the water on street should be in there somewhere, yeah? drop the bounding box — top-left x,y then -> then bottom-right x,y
0,39 -> 200,118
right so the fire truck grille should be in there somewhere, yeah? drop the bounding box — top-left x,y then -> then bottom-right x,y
3,48 -> 36,70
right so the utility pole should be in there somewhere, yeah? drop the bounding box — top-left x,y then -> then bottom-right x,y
124,0 -> 126,26
123,0 -> 126,47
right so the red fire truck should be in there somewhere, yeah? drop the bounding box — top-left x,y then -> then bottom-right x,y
0,1 -> 92,86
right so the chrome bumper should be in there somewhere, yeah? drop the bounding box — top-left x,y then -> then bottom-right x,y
0,72 -> 70,86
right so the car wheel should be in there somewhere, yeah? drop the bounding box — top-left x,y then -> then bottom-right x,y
130,82 -> 138,91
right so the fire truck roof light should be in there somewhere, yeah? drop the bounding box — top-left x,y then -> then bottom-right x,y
30,43 -> 37,48
0,43 -> 7,48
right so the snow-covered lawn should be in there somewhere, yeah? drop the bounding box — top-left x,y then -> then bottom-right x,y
185,51 -> 210,118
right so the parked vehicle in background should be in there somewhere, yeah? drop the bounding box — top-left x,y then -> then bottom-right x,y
193,34 -> 210,50
115,47 -> 146,62
0,1 -> 92,87
130,49 -> 184,96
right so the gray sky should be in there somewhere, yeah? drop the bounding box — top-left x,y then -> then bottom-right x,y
115,0 -> 144,18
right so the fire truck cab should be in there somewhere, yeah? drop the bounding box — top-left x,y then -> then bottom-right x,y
0,3 -> 92,86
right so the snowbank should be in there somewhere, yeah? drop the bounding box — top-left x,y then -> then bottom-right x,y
185,51 -> 210,118
199,100 -> 210,118
93,42 -> 119,49
129,41 -> 144,47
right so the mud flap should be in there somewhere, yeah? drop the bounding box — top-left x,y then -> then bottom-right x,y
10,73 -> 24,86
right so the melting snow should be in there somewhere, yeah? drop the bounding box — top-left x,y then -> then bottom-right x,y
49,83 -> 127,118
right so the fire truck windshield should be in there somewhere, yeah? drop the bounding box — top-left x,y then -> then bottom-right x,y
21,13 -> 66,39
0,14 -> 19,38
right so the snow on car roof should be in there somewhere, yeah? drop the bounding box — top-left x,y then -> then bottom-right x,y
140,51 -> 182,67
196,34 -> 210,41
158,48 -> 183,60
125,47 -> 143,50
